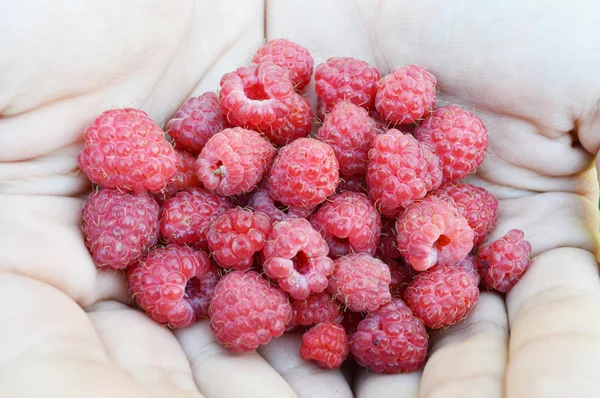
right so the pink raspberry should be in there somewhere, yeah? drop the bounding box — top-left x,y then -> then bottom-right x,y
454,255 -> 481,285
218,62 -> 297,133
396,196 -> 474,271
288,291 -> 344,330
315,57 -> 381,110
128,244 -> 212,328
375,65 -> 437,125
207,208 -> 271,271
414,105 -> 488,182
300,323 -> 349,369
78,108 -> 178,194
329,253 -> 392,312
430,182 -> 498,246
261,218 -> 334,300
160,187 -> 232,248
269,138 -> 340,210
209,270 -> 292,352
247,189 -> 311,223
404,265 -> 480,329
195,127 -> 276,196
476,229 -> 532,293
387,258 -> 412,298
349,299 -> 428,374
336,175 -> 367,195
316,102 -> 378,176
166,92 -> 228,155
82,189 -> 160,269
153,150 -> 201,204
378,217 -> 401,260
253,38 -> 314,90
310,192 -> 381,258
366,129 -> 443,217
182,261 -> 221,318
266,93 -> 314,146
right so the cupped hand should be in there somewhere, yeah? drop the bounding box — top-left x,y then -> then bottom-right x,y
1,1 -> 600,398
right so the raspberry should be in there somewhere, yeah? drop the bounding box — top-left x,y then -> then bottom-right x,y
78,108 -> 178,193
454,255 -> 481,285
261,218 -> 334,300
128,244 -> 212,328
195,127 -> 276,196
342,311 -> 365,335
288,291 -> 344,330
269,138 -> 340,210
316,102 -> 378,176
430,182 -> 498,246
404,265 -> 480,329
414,105 -> 488,182
329,253 -> 391,312
366,129 -> 443,217
160,187 -> 232,248
374,65 -> 437,125
82,189 -> 160,269
153,150 -> 201,204
300,323 -> 349,369
476,229 -> 532,293
387,258 -> 412,298
396,196 -> 474,271
349,298 -> 428,374
253,38 -> 314,90
182,261 -> 221,318
378,217 -> 401,260
207,208 -> 271,271
336,175 -> 367,195
266,93 -> 314,145
209,270 -> 292,352
166,92 -> 228,155
247,189 -> 310,223
218,62 -> 297,133
315,57 -> 381,110
310,192 -> 381,258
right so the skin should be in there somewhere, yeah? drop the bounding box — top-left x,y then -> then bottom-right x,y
1,0 -> 600,397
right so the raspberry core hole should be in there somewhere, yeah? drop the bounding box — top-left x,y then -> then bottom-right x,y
184,277 -> 201,299
245,82 -> 269,101
293,251 -> 311,274
436,234 -> 451,247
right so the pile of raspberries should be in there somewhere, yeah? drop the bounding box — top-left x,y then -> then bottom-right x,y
78,38 -> 532,373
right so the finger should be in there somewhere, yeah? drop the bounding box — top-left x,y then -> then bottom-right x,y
174,321 -> 298,398
354,369 -> 421,398
87,301 -> 202,397
257,332 -> 353,398
419,293 -> 507,398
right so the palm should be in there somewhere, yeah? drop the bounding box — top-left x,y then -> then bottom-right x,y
2,1 -> 600,397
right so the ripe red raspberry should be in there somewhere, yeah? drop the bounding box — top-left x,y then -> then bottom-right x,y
329,253 -> 392,312
349,298 -> 428,374
396,196 -> 474,271
78,108 -> 178,193
378,217 -> 401,260
195,127 -> 276,196
266,93 -> 314,146
336,175 -> 367,195
153,151 -> 201,204
414,105 -> 488,182
375,65 -> 437,125
166,92 -> 228,155
218,62 -> 297,133
182,261 -> 221,318
82,189 -> 160,269
160,187 -> 232,248
316,102 -> 378,176
300,323 -> 349,369
288,291 -> 344,330
209,270 -> 292,352
455,255 -> 481,285
207,208 -> 271,271
128,244 -> 212,328
404,265 -> 480,329
247,189 -> 310,223
387,258 -> 412,298
253,38 -> 314,91
261,218 -> 334,300
310,192 -> 381,258
476,229 -> 532,293
366,129 -> 443,216
430,182 -> 498,246
315,57 -> 381,110
342,311 -> 365,335
269,138 -> 340,210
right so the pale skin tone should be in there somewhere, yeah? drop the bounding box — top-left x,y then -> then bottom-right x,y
1,0 -> 600,397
